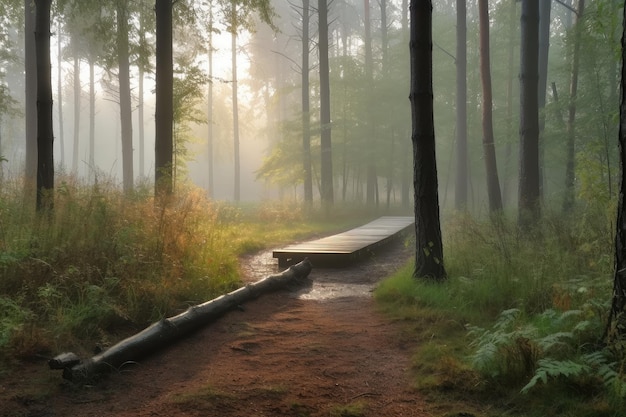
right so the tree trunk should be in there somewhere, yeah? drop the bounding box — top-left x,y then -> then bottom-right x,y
401,0 -> 410,210
155,0 -> 174,195
606,2 -> 626,345
455,0 -> 468,211
25,0 -> 37,186
56,21 -> 65,168
319,0 -> 333,208
537,0 -> 551,198
562,0 -> 585,213
478,0 -> 503,213
89,59 -> 95,176
207,6 -> 214,199
518,0 -> 541,229
116,1 -> 134,194
302,0 -> 313,205
35,0 -> 54,211
231,0 -> 241,202
364,0 -> 377,208
410,0 -> 446,280
51,259 -> 313,381
72,54 -> 80,174
502,0 -> 517,207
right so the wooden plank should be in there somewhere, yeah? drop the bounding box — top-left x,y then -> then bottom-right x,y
273,216 -> 414,267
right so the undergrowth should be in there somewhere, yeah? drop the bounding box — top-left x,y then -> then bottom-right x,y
0,175 -> 349,366
375,208 -> 624,417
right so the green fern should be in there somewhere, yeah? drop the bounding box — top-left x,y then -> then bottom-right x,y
521,358 -> 590,393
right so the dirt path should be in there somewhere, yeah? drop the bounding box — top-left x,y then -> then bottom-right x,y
1,242 -> 427,417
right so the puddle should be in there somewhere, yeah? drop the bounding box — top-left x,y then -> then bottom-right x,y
239,250 -> 377,301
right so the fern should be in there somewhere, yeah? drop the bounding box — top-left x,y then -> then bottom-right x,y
521,358 -> 590,393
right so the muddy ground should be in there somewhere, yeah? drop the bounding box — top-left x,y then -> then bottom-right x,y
0,242 -> 431,417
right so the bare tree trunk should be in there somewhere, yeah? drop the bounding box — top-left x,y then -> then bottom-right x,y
56,21 -> 65,168
455,0 -> 468,211
478,0 -> 503,213
155,0 -> 174,195
302,0 -> 313,205
25,0 -> 37,185
319,0 -> 333,208
89,59 -> 95,176
518,0 -> 541,229
538,0 -> 552,198
51,260 -> 313,381
563,0 -> 585,213
207,6 -> 214,198
116,0 -> 134,193
410,0 -> 446,280
35,0 -> 54,211
72,54 -> 80,174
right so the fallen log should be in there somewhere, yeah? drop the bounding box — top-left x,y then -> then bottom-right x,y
50,259 -> 312,381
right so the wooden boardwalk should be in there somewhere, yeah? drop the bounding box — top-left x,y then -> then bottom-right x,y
273,216 -> 414,267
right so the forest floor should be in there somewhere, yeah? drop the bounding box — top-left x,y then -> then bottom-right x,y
0,241 -> 435,417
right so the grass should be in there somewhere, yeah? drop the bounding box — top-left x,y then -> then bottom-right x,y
375,208 -> 622,417
0,175 -> 368,367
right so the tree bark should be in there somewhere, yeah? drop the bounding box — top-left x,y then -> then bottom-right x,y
35,0 -> 54,211
455,0 -> 468,211
518,0 -> 541,229
155,0 -> 174,195
319,0 -> 334,208
25,0 -> 37,186
117,0 -> 134,194
231,0 -> 241,202
51,259 -> 313,381
410,0 -> 446,280
605,1 -> 626,345
72,53 -> 80,174
56,21 -> 65,168
302,0 -> 313,205
478,0 -> 503,213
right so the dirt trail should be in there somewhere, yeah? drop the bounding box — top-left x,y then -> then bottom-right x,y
1,242 -> 427,417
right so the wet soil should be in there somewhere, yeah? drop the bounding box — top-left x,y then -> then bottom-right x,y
1,241 -> 427,417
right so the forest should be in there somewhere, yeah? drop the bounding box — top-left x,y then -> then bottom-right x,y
1,0 -> 626,416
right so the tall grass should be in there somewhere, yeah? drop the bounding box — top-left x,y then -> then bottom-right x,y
375,208 -> 620,416
0,176 -> 343,364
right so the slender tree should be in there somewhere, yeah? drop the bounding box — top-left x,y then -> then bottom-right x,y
455,0 -> 468,210
364,0 -> 377,207
155,0 -> 174,195
207,3 -> 215,198
302,0 -> 313,205
56,21 -> 65,167
319,0 -> 333,207
116,0 -> 134,193
410,0 -> 446,280
478,0 -> 503,213
518,0 -> 541,229
563,0 -> 585,213
231,0 -> 241,202
35,0 -> 54,211
25,0 -> 37,185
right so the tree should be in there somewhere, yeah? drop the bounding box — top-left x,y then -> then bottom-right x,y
605,0 -> 626,347
25,0 -> 37,185
301,0 -> 313,205
518,0 -> 541,229
155,0 -> 174,195
116,0 -> 134,193
562,0 -> 585,212
455,0 -> 468,211
478,0 -> 503,213
35,0 -> 54,211
409,0 -> 446,280
319,0 -> 333,207
230,0 -> 240,201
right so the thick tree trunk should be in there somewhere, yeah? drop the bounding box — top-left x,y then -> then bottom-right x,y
50,260 -> 313,381
410,0 -> 446,280
35,0 -> 54,211
518,0 -> 541,229
155,0 -> 174,195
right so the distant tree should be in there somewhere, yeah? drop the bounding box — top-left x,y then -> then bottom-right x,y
155,0 -> 174,195
410,0 -> 446,280
562,0 -> 585,213
25,0 -> 37,185
455,0 -> 468,211
537,0 -> 551,195
230,0 -> 240,201
478,0 -> 503,213
518,0 -> 541,229
319,0 -> 334,208
116,0 -> 134,193
35,0 -> 54,211
364,0 -> 378,207
301,0 -> 313,205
